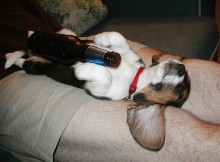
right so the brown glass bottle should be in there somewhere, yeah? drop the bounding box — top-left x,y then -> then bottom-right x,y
27,31 -> 121,67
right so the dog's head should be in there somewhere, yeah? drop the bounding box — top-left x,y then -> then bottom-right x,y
132,58 -> 190,108
127,57 -> 190,151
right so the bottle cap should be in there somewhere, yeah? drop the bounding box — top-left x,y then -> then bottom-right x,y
104,52 -> 121,67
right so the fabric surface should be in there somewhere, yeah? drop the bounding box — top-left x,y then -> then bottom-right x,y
0,0 -> 63,80
1,40 -> 220,161
85,16 -> 219,60
0,71 -> 92,162
37,0 -> 108,36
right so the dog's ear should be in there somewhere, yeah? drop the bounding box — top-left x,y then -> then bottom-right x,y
127,104 -> 165,151
150,55 -> 160,67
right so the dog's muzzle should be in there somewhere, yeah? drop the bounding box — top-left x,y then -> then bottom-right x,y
177,64 -> 185,77
163,61 -> 186,78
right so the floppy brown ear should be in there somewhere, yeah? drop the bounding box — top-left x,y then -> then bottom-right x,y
127,104 -> 165,151
150,55 -> 160,67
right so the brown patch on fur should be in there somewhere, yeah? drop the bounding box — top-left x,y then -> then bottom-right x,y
127,104 -> 165,150
143,86 -> 179,104
152,54 -> 184,63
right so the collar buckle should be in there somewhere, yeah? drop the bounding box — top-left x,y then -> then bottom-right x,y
129,84 -> 137,96
128,66 -> 144,99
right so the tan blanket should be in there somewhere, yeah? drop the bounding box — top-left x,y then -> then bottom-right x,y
55,46 -> 220,162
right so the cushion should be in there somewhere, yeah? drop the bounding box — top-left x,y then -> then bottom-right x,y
37,0 -> 108,36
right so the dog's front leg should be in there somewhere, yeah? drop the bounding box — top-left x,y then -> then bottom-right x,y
95,32 -> 143,68
74,62 -> 112,97
127,104 -> 166,151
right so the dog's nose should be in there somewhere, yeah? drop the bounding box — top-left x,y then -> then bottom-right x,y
177,64 -> 185,77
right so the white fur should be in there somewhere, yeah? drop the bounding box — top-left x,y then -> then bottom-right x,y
74,62 -> 112,95
163,75 -> 184,85
28,31 -> 34,37
74,32 -> 145,100
15,58 -> 25,68
5,50 -> 25,69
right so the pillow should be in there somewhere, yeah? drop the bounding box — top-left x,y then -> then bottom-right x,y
37,0 -> 108,36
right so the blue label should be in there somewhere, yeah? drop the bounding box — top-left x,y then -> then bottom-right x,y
85,46 -> 107,66
86,59 -> 105,65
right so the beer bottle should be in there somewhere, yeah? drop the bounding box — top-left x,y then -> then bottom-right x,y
27,31 -> 121,67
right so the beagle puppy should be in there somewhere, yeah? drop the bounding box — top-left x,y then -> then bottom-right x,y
5,30 -> 190,150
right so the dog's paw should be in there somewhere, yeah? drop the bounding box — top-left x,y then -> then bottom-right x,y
95,32 -> 125,46
95,32 -> 129,54
74,62 -> 89,80
127,104 -> 165,151
123,51 -> 143,68
73,62 -> 96,80
5,51 -> 25,69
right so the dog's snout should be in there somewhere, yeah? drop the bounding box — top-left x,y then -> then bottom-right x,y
176,64 -> 185,77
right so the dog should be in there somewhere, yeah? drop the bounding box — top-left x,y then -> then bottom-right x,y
5,29 -> 190,150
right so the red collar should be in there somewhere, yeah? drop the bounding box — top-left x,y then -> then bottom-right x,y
128,67 -> 144,99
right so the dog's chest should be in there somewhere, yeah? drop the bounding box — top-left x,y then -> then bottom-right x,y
105,64 -> 136,100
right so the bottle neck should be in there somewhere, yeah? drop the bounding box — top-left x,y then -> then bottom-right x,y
84,45 -> 121,67
84,46 -> 107,65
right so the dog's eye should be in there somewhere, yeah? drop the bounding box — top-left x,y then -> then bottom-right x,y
151,82 -> 164,91
150,55 -> 159,67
